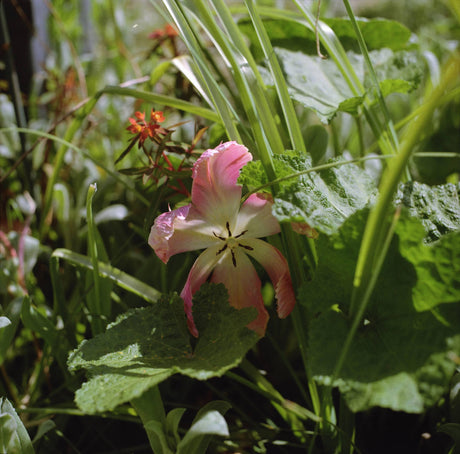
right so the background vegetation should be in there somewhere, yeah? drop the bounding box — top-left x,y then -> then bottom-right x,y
1,0 -> 459,453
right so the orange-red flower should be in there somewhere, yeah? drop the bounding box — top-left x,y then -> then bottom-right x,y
126,109 -> 166,147
149,24 -> 178,40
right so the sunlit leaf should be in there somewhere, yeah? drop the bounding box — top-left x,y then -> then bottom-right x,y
0,398 -> 34,454
68,284 -> 258,413
300,210 -> 460,413
395,181 -> 460,242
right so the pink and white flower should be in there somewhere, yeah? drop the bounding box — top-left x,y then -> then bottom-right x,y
149,141 -> 295,337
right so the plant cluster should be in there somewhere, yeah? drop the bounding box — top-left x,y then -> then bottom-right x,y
0,0 -> 459,453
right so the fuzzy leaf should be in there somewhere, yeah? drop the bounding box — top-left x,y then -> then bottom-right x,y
261,48 -> 362,122
300,210 -> 460,413
68,285 -> 258,413
261,47 -> 422,122
395,182 -> 460,242
274,152 -> 377,234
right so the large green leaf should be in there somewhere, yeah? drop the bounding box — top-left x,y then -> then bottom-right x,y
68,284 -> 258,413
260,47 -> 362,122
324,17 -> 412,52
240,151 -> 377,235
299,210 -> 460,413
260,47 -> 422,122
239,16 -> 412,56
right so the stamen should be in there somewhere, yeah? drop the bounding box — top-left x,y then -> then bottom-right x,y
231,250 -> 237,267
239,243 -> 254,251
226,221 -> 232,237
235,229 -> 248,238
217,244 -> 228,255
213,231 -> 225,241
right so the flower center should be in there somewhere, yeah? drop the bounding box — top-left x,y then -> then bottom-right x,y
213,221 -> 253,267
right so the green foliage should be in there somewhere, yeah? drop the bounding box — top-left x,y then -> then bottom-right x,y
261,47 -> 422,122
68,285 -> 258,413
0,398 -> 34,454
239,16 -> 412,55
395,181 -> 460,241
300,210 -> 460,413
240,151 -> 378,234
1,0 -> 459,451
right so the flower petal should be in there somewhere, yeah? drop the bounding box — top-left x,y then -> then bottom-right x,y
148,204 -> 219,263
243,239 -> 296,319
234,193 -> 280,239
191,142 -> 252,226
211,249 -> 268,336
180,245 -> 222,337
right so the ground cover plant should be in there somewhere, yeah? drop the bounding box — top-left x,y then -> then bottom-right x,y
0,0 -> 459,452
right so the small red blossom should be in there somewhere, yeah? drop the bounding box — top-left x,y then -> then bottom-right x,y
126,109 -> 166,148
149,24 -> 178,40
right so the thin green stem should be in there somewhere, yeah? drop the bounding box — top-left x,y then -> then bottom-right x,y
341,0 -> 399,154
86,183 -> 104,335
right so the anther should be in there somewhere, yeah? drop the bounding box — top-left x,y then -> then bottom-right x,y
235,229 -> 248,238
213,231 -> 225,241
217,244 -> 228,255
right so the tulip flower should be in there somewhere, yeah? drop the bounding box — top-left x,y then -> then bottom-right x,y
149,141 -> 295,337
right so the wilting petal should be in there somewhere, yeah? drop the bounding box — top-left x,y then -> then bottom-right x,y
235,193 -> 280,239
211,249 -> 268,336
291,221 -> 319,239
191,142 -> 252,225
180,245 -> 222,337
149,204 -> 219,263
243,239 -> 296,319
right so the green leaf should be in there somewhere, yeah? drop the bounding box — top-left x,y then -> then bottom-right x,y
261,47 -> 422,122
239,17 -> 411,56
31,420 -> 56,444
300,210 -> 460,413
367,48 -> 423,96
324,17 -> 412,52
396,219 -> 460,311
395,182 -> 460,242
177,409 -> 230,454
68,285 -> 258,413
0,398 -> 34,454
143,420 -> 174,454
165,408 -> 187,446
303,125 -> 328,164
272,152 -> 377,235
260,47 -> 362,122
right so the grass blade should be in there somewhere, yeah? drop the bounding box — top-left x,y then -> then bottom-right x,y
52,248 -> 162,304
